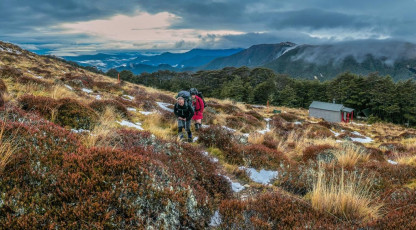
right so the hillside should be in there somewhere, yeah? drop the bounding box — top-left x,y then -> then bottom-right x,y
203,42 -> 296,70
264,41 -> 416,81
1,41 -> 416,228
65,48 -> 243,74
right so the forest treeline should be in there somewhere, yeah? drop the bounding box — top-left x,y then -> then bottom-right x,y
105,67 -> 416,127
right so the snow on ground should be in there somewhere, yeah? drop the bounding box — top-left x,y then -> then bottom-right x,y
330,130 -> 341,137
122,95 -> 135,101
209,210 -> 222,227
156,102 -> 174,113
251,105 -> 265,108
82,88 -> 93,94
294,121 -> 302,125
242,133 -> 250,137
127,107 -> 137,112
193,136 -> 199,142
117,120 -> 143,130
258,118 -> 271,134
387,160 -> 398,165
139,111 -> 153,115
222,126 -> 236,132
336,140 -> 344,143
64,84 -> 73,90
202,151 -> 219,163
351,131 -> 373,143
223,175 -> 245,192
95,95 -> 102,100
201,124 -> 210,128
0,46 -> 22,54
239,167 -> 278,185
34,75 -> 43,79
71,129 -> 90,133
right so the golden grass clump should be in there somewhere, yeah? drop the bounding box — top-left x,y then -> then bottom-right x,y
0,124 -> 16,174
333,144 -> 370,168
310,169 -> 382,222
82,107 -> 119,148
141,112 -> 176,139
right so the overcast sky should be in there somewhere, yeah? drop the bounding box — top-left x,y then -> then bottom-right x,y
1,0 -> 415,55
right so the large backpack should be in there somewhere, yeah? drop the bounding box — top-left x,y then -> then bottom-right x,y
177,90 -> 194,112
189,88 -> 207,109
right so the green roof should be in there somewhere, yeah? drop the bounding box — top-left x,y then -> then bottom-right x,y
309,101 -> 354,112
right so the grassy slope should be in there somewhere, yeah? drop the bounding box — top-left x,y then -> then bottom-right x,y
1,41 -> 416,229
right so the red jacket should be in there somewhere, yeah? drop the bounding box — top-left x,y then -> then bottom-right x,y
192,95 -> 204,120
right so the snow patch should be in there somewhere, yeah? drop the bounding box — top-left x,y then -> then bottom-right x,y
139,111 -> 153,115
64,84 -> 73,90
223,175 -> 245,192
95,95 -> 102,100
240,167 -> 278,185
82,88 -> 93,94
258,118 -> 271,134
351,131 -> 373,143
209,210 -> 222,227
294,121 -> 302,125
122,95 -> 135,101
117,120 -> 143,130
222,126 -> 236,132
336,140 -> 344,143
71,129 -> 90,133
156,102 -> 174,113
127,107 -> 137,112
34,75 -> 43,79
330,130 -> 341,137
193,136 -> 199,142
201,124 -> 210,128
387,160 -> 398,165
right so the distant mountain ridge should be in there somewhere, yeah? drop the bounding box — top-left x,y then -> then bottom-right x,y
62,40 -> 416,80
63,48 -> 243,74
202,42 -> 296,70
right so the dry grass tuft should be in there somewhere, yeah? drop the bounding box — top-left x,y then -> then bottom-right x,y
247,133 -> 265,145
0,124 -> 16,174
310,169 -> 382,222
333,144 -> 370,168
82,107 -> 118,148
142,112 -> 176,139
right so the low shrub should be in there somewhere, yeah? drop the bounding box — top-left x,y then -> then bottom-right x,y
367,188 -> 416,228
89,99 -> 128,118
18,95 -> 59,119
219,191 -> 349,229
0,66 -> 22,78
305,124 -> 334,138
242,144 -> 287,169
278,113 -> 299,122
93,81 -> 122,92
302,144 -> 334,162
17,75 -> 52,88
56,98 -> 98,130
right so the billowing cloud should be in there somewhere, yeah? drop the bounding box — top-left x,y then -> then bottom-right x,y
1,0 -> 416,55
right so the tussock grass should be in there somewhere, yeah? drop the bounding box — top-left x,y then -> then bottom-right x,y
50,85 -> 77,100
248,133 -> 265,145
310,169 -> 381,222
333,144 -> 369,168
142,112 -> 176,139
82,107 -> 118,148
0,124 -> 16,174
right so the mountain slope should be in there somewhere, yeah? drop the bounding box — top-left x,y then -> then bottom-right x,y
264,41 -> 416,80
1,41 -> 416,228
203,42 -> 296,70
64,48 -> 243,73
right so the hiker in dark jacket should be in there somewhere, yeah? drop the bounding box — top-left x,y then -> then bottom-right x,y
174,96 -> 194,142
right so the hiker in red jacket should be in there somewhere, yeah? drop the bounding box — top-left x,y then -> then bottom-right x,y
190,88 -> 204,130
